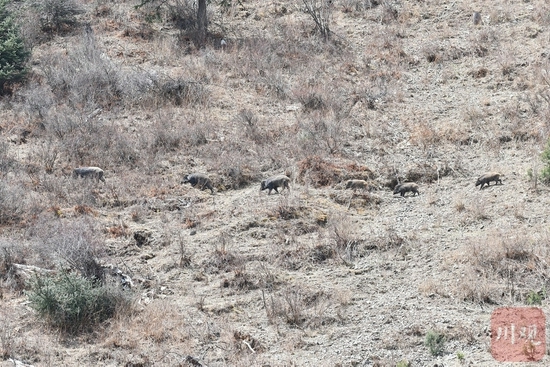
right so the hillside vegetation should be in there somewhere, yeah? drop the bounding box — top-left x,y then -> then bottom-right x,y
1,0 -> 550,366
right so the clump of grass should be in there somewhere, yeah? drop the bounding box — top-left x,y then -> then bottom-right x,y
203,233 -> 243,273
526,289 -> 545,305
425,330 -> 446,356
540,138 -> 550,184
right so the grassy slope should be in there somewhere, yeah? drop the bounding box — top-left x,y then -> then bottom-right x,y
1,0 -> 550,366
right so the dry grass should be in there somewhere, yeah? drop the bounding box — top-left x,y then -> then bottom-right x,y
1,0 -> 550,364
454,231 -> 550,304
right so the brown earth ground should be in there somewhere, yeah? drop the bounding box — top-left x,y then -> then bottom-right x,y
1,0 -> 550,366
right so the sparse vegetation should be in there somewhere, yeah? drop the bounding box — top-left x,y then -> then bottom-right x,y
0,0 -> 549,365
540,139 -> 550,184
526,289 -> 545,305
425,330 -> 446,356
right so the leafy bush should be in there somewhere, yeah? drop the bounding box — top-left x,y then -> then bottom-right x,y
27,272 -> 131,334
526,289 -> 545,305
0,0 -> 30,93
540,139 -> 550,183
425,330 -> 446,356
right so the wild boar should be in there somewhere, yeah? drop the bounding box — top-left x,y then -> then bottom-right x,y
345,179 -> 371,191
260,175 -> 290,195
393,182 -> 419,197
73,167 -> 105,183
475,172 -> 502,189
472,11 -> 482,25
183,173 -> 214,193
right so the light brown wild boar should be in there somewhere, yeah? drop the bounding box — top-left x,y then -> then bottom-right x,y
475,172 -> 502,189
73,167 -> 106,183
183,173 -> 214,193
260,175 -> 290,195
393,182 -> 420,197
345,179 -> 370,191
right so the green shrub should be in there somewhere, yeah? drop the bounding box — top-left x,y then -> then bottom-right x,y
526,289 -> 545,305
425,330 -> 446,356
0,0 -> 30,93
27,272 -> 131,334
541,139 -> 550,183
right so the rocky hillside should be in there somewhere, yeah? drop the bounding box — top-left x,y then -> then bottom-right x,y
1,0 -> 550,366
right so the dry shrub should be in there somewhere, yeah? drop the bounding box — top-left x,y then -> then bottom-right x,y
208,144 -> 261,190
223,37 -> 285,82
203,232 -> 243,274
263,285 -> 332,328
469,67 -> 488,79
130,204 -> 147,223
122,23 -> 155,41
31,0 -> 83,35
454,198 -> 466,212
533,3 -> 550,25
374,227 -> 409,252
407,121 -> 443,149
155,77 -> 209,107
40,33 -> 122,109
405,121 -> 471,150
454,268 -> 498,304
41,104 -> 140,168
0,243 -> 28,292
310,243 -> 335,263
328,213 -> 361,250
458,231 -> 550,303
341,0 -> 380,12
303,0 -> 333,41
222,164 -> 261,190
469,29 -> 497,57
30,139 -> 59,174
237,109 -> 280,146
384,161 -> 452,189
31,216 -> 106,281
0,141 -> 19,178
224,265 -> 258,291
297,156 -> 374,187
298,112 -> 349,155
296,89 -> 326,112
149,114 -> 187,154
275,246 -> 308,271
0,181 -> 31,225
105,299 -> 188,350
469,198 -> 490,221
270,195 -> 302,220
